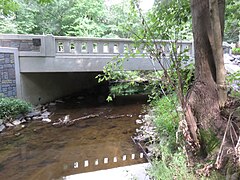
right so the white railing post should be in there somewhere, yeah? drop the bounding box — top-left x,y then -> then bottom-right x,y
97,42 -> 104,54
75,41 -> 81,54
44,34 -> 55,57
63,41 -> 70,53
87,41 -> 93,54
118,42 -> 124,54
108,42 -> 114,54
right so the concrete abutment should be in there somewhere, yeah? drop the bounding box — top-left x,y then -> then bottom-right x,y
20,72 -> 100,105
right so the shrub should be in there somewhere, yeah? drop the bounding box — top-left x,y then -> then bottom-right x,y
232,48 -> 240,55
0,97 -> 32,121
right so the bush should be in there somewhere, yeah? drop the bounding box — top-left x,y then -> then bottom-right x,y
232,48 -> 240,55
0,97 -> 32,121
151,94 -> 179,147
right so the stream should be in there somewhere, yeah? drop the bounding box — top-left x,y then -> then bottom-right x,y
0,95 -> 148,180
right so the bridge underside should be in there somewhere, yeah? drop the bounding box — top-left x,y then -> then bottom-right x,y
20,72 -> 100,105
19,55 -> 168,105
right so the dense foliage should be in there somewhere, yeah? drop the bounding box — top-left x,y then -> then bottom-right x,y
0,0 -> 238,43
0,0 -> 134,37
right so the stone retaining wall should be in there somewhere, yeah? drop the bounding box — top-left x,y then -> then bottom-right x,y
0,52 -> 17,97
0,39 -> 40,52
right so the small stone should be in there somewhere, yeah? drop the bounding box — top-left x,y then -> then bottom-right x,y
136,119 -> 143,124
21,119 -> 27,123
144,114 -> 151,121
42,118 -> 51,123
136,128 -> 141,133
5,122 -> 14,127
49,102 -> 56,106
41,111 -> 51,117
32,116 -> 42,120
26,111 -> 41,117
15,132 -> 21,136
0,124 -> 6,132
55,99 -> 64,103
63,115 -> 70,123
12,119 -> 21,126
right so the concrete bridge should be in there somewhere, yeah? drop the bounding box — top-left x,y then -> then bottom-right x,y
0,34 -> 193,104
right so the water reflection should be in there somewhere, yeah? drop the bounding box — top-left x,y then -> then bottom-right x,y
0,95 -> 147,180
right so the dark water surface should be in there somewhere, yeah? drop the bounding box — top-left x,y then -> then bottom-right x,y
0,95 -> 147,180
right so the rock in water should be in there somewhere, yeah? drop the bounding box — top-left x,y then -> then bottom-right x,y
55,99 -> 64,103
41,111 -> 51,117
42,118 -> 51,123
26,111 -> 41,118
63,115 -> 70,123
12,119 -> 21,126
49,102 -> 56,106
136,119 -> 143,124
5,122 -> 14,127
0,124 -> 6,132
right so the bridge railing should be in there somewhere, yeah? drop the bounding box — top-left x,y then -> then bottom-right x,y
0,34 -> 194,58
55,36 -> 133,55
0,34 -> 233,59
54,36 -> 194,58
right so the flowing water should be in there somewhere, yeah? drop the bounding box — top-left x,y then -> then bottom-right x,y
0,95 -> 148,180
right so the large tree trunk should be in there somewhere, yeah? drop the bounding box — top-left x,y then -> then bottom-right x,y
185,0 -> 226,157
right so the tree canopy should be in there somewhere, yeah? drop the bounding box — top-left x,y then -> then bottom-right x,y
0,0 -> 135,38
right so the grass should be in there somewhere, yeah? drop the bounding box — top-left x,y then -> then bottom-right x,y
147,94 -> 197,179
148,144 -> 196,180
150,94 -> 179,146
147,94 -> 227,179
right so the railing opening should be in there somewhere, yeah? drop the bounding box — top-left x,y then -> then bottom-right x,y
58,42 -> 64,52
103,43 -> 109,53
70,42 -> 75,52
93,42 -> 98,53
114,44 -> 119,53
81,42 -> 87,53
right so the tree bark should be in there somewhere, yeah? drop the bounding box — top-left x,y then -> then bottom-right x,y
185,0 -> 226,157
208,0 -> 227,107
